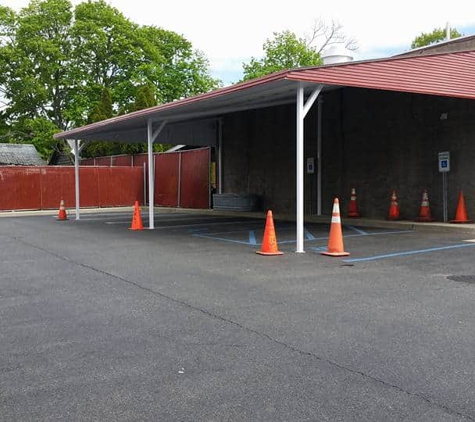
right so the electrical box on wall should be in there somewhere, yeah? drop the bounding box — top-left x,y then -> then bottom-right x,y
307,158 -> 315,174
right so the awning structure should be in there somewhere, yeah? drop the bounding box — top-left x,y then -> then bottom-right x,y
55,50 -> 475,252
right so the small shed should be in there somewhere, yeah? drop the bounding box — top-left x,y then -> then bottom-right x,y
0,143 -> 45,166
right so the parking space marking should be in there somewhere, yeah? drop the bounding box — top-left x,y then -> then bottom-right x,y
195,225 -> 414,247
296,229 -> 415,246
190,221 -> 267,236
343,243 -> 475,263
305,229 -> 316,240
193,233 -> 253,245
346,225 -> 369,235
105,216 -> 235,225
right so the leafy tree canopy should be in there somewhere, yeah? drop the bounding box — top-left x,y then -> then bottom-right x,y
242,31 -> 322,81
0,0 -> 221,159
411,27 -> 462,49
241,19 -> 357,81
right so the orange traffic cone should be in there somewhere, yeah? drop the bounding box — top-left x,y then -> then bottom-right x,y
129,201 -> 144,230
387,190 -> 400,220
415,189 -> 434,222
57,199 -> 68,221
451,191 -> 472,223
321,198 -> 350,257
348,188 -> 360,218
256,210 -> 283,256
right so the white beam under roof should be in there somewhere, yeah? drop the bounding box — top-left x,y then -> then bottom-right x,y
54,79 -> 333,143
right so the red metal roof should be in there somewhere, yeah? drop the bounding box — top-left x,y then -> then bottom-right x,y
55,50 -> 475,142
286,50 -> 475,100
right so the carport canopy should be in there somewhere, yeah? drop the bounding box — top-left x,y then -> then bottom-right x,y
55,50 -> 475,253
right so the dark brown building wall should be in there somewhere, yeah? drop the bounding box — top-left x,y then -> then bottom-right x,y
221,88 -> 475,220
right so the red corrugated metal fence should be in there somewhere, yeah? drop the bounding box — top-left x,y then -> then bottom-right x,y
0,166 -> 144,211
80,148 -> 211,209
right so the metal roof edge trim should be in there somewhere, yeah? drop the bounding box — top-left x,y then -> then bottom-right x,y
55,49 -> 475,140
54,69 -> 294,139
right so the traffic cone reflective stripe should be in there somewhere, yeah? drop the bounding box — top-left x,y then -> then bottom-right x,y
348,187 -> 360,218
388,190 -> 400,220
57,199 -> 68,221
130,201 -> 144,230
451,191 -> 472,223
256,210 -> 283,256
321,198 -> 350,257
415,189 -> 434,222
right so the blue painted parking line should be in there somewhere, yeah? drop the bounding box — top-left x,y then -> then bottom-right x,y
305,229 -> 316,240
187,227 -> 210,233
279,229 -> 414,245
311,246 -> 328,251
345,225 -> 368,235
194,226 -> 413,247
343,243 -> 475,263
193,233 -> 252,245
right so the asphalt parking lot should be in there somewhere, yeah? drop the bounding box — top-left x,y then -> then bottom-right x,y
2,209 -> 475,421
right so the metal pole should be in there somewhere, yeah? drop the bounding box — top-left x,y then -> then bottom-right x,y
443,173 -> 448,222
74,139 -> 80,220
317,98 -> 323,216
143,162 -> 147,207
218,119 -> 223,194
147,120 -> 155,229
177,152 -> 182,207
296,85 -> 305,253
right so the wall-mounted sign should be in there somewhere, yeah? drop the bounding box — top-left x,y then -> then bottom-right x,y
307,157 -> 315,174
438,151 -> 450,173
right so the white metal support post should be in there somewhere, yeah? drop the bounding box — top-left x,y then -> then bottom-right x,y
73,139 -> 80,220
296,86 -> 305,253
147,119 -> 167,229
177,152 -> 182,207
317,97 -> 323,216
296,84 -> 323,253
218,119 -> 223,194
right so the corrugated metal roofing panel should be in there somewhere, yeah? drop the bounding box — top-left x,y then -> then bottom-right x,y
286,51 -> 475,99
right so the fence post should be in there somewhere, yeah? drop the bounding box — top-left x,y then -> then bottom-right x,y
143,162 -> 147,206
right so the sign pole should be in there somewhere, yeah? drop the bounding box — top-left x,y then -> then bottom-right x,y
442,172 -> 448,222
438,151 -> 450,223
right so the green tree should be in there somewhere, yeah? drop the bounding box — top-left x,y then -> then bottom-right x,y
411,27 -> 462,49
242,31 -> 322,81
0,0 -> 220,160
88,87 -> 113,123
5,0 -> 74,128
131,84 -> 157,112
137,25 -> 221,104
0,1 -> 73,158
241,20 -> 356,81
70,0 -> 143,121
81,87 -> 114,158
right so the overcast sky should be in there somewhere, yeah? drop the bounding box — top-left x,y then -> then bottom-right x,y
4,0 -> 475,85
